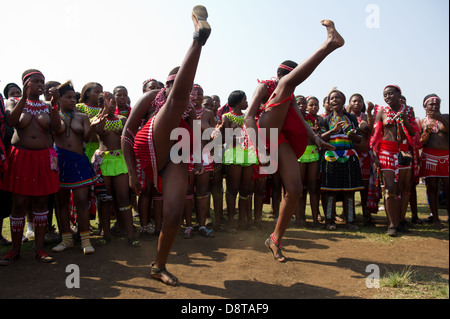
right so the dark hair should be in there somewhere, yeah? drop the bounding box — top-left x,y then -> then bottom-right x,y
349,93 -> 366,113
113,86 -> 128,95
327,89 -> 346,105
22,69 -> 44,84
277,60 -> 298,77
3,83 -> 21,98
58,81 -> 75,97
45,81 -> 61,91
423,94 -> 440,107
306,96 -> 319,104
227,90 -> 246,108
79,82 -> 103,103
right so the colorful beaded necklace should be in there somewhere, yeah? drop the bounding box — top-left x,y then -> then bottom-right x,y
77,103 -> 102,118
61,111 -> 74,138
226,111 -> 245,127
24,99 -> 49,116
195,107 -> 205,119
104,116 -> 123,132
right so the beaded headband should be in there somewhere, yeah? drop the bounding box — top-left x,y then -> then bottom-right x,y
22,71 -> 45,84
384,85 -> 402,95
423,96 -> 441,107
279,64 -> 294,72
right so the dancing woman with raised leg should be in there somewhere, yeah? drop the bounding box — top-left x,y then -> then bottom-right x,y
246,20 -> 344,262
122,5 -> 211,285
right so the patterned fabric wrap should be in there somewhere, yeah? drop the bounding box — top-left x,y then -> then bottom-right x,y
56,146 -> 98,189
419,148 -> 449,178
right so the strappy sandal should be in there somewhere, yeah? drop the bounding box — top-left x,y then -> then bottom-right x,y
150,263 -> 180,287
35,250 -> 54,263
192,5 -> 211,46
265,234 -> 286,263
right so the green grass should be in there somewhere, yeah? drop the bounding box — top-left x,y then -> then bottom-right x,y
376,266 -> 449,299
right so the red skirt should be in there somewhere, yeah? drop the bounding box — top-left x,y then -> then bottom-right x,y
255,103 -> 308,178
2,146 -> 60,196
134,116 -> 193,193
419,148 -> 449,178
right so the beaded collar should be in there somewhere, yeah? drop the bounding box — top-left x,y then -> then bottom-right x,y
195,107 -> 205,119
76,103 -> 102,118
225,111 -> 245,127
423,116 -> 441,134
104,116 -> 123,132
23,99 -> 49,116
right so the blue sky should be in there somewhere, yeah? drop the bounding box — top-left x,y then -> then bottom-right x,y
0,0 -> 448,119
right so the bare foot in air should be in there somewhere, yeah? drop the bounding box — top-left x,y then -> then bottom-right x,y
321,19 -> 345,49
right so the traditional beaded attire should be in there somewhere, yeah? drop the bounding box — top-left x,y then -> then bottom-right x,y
76,102 -> 102,161
223,111 -> 258,167
298,113 -> 319,163
320,111 -> 363,192
370,103 -> 420,182
419,116 -> 449,178
2,99 -> 60,196
134,88 -> 194,193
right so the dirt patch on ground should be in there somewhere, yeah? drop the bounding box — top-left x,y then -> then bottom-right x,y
0,213 -> 448,302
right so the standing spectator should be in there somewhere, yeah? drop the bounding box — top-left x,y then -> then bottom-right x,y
419,94 -> 449,228
0,69 -> 61,265
52,81 -> 97,254
320,90 -> 363,230
221,90 -> 257,231
295,96 -> 321,227
0,92 -> 12,245
91,92 -> 140,247
370,85 -> 420,236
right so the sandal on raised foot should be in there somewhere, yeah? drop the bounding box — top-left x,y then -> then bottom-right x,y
192,5 -> 211,46
265,234 -> 286,263
150,263 -> 180,287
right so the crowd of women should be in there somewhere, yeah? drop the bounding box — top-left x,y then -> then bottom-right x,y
0,6 -> 448,286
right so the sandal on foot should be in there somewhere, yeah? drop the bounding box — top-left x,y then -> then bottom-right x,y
0,250 -> 20,266
265,234 -> 286,263
192,5 -> 211,45
35,250 -> 54,263
150,263 -> 180,287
